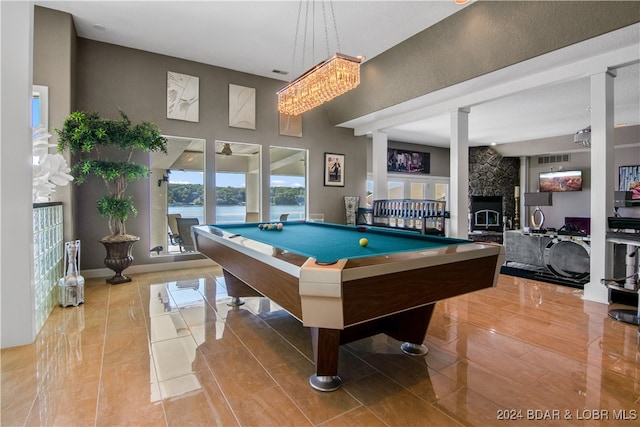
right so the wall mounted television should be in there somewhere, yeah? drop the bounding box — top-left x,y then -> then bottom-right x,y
539,170 -> 583,192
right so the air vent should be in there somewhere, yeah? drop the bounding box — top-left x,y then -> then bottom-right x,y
272,69 -> 289,75
537,154 -> 570,165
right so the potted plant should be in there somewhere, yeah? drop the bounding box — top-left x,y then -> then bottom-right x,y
56,110 -> 167,284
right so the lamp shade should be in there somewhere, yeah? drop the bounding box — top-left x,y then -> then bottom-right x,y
524,192 -> 552,206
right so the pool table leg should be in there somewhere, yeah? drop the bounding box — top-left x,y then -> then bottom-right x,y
309,327 -> 342,392
222,270 -> 263,307
385,304 -> 435,356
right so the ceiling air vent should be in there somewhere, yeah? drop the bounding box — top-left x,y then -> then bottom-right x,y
537,154 -> 570,165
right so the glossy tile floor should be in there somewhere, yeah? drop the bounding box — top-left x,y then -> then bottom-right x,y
2,266 -> 639,426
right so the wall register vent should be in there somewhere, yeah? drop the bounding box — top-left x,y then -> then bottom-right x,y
537,154 -> 570,165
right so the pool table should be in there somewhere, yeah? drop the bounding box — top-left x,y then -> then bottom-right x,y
193,221 -> 504,391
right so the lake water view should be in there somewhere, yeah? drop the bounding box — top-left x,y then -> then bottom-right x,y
168,204 -> 306,224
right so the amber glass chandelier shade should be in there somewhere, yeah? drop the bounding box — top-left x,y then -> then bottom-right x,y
277,53 -> 361,116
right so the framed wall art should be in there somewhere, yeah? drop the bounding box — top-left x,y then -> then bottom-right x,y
279,112 -> 302,137
324,153 -> 345,187
619,165 -> 640,199
387,148 -> 430,174
229,84 -> 256,129
167,71 -> 199,122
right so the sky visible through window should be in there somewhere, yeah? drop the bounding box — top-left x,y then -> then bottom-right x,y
169,170 -> 304,187
32,97 -> 41,128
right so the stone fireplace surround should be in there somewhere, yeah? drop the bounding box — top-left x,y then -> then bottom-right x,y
469,147 -> 520,230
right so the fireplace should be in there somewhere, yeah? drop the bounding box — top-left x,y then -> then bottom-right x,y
470,196 -> 503,232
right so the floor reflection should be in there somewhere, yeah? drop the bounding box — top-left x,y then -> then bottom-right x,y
3,268 -> 640,427
34,305 -> 87,425
148,278 -> 209,401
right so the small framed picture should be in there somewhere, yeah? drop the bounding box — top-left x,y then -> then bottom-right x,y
619,165 -> 640,199
324,153 -> 345,187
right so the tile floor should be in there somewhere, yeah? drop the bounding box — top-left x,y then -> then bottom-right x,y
1,266 -> 639,426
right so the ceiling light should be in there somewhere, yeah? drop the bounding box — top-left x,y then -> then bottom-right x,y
574,126 -> 591,147
454,0 -> 470,4
220,143 -> 232,156
277,0 -> 362,116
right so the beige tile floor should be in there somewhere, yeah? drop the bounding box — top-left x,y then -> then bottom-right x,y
2,266 -> 639,426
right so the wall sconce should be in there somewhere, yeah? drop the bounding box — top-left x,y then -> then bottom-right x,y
157,171 -> 169,187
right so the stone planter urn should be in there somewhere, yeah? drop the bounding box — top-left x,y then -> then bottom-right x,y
101,237 -> 139,284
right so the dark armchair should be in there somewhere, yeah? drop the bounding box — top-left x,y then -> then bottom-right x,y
167,213 -> 182,247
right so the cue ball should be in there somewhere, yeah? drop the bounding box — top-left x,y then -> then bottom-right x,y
359,238 -> 368,247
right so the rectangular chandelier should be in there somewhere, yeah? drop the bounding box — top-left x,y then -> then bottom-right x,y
277,53 -> 361,116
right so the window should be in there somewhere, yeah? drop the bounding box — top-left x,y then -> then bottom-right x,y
366,175 -> 449,203
410,183 -> 425,199
32,85 -> 48,129
388,181 -> 404,199
434,182 -> 448,201
215,141 -> 261,223
270,147 -> 307,221
149,136 -> 205,256
215,173 -> 246,223
168,170 -> 205,224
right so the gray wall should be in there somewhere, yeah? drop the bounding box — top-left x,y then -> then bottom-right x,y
525,142 -> 640,230
33,6 -> 76,240
327,1 -> 640,125
70,39 -> 366,270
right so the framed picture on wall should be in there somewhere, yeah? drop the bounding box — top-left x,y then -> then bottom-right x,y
619,165 -> 640,199
324,153 -> 345,187
387,148 -> 430,174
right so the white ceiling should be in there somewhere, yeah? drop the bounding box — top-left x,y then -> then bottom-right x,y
36,1 -> 640,153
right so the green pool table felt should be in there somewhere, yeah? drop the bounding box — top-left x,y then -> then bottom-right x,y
212,222 -> 471,264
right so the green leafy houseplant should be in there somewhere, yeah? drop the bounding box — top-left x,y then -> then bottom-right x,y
56,110 -> 168,242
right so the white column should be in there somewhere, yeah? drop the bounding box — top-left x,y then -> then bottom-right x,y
583,69 -> 615,304
372,131 -> 388,201
246,154 -> 260,219
449,109 -> 470,239
1,1 -> 36,347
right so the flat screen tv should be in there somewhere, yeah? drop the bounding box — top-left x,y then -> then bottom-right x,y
539,170 -> 582,192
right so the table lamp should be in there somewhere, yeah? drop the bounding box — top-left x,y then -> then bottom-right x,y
524,192 -> 553,230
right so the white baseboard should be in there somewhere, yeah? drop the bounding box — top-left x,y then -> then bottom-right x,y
82,258 -> 217,279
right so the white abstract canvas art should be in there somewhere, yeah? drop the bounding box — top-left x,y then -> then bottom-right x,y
279,112 -> 302,137
229,84 -> 256,129
167,71 -> 199,122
